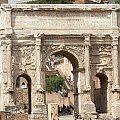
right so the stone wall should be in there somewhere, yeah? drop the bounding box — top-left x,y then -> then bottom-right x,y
46,92 -> 74,107
8,113 -> 28,120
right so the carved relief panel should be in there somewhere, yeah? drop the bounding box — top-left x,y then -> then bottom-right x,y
90,44 -> 112,67
12,44 -> 36,74
42,44 -> 84,68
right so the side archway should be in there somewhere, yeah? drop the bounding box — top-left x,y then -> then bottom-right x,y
15,74 -> 31,114
93,73 -> 108,113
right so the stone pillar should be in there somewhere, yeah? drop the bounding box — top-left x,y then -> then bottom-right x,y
72,68 -> 84,115
84,35 -> 91,90
32,34 -> 47,120
111,36 -> 120,119
6,39 -> 14,99
83,35 -> 96,115
77,71 -> 82,114
73,71 -> 78,113
0,41 -> 7,111
48,103 -> 58,120
5,37 -> 15,111
35,34 -> 45,105
112,36 -> 120,91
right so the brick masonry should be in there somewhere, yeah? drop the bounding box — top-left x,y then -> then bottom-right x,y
0,0 -> 8,4
8,113 -> 28,120
0,112 -> 7,120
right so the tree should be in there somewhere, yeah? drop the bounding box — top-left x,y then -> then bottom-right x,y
115,0 -> 120,3
27,0 -> 72,4
45,75 -> 67,92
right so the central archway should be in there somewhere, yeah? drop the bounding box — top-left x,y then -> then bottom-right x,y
42,49 -> 83,114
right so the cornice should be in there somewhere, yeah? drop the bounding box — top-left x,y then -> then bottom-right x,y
6,4 -> 120,12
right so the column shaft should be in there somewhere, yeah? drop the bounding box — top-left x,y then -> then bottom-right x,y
36,37 -> 41,86
7,43 -> 12,88
77,72 -> 82,114
84,35 -> 91,90
112,36 -> 120,90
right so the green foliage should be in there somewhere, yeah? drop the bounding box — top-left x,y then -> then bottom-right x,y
27,0 -> 72,4
45,75 -> 67,92
115,0 -> 120,3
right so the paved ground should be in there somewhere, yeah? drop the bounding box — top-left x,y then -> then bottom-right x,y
59,115 -> 74,120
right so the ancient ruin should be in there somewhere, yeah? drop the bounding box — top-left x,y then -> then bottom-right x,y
0,4 -> 120,120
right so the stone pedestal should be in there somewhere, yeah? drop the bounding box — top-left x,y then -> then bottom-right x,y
84,101 -> 96,114
48,103 -> 58,120
31,105 -> 48,120
31,86 -> 47,120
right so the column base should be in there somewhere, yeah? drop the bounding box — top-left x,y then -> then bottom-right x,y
112,101 -> 120,119
31,104 -> 48,120
84,101 -> 96,114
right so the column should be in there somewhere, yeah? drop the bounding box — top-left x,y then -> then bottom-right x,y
83,35 -> 96,114
111,36 -> 120,119
73,71 -> 78,113
7,40 -> 12,89
77,72 -> 82,114
84,35 -> 91,90
35,34 -> 45,105
6,38 -> 14,106
112,36 -> 120,91
0,41 -> 7,111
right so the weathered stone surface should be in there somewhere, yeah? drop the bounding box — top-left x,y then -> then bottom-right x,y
0,4 -> 120,119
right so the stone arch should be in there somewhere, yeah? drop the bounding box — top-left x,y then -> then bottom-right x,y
42,48 -> 83,70
42,48 -> 84,113
15,74 -> 31,114
93,73 -> 108,113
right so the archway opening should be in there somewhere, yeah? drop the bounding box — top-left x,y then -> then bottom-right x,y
93,73 -> 108,113
15,74 -> 31,114
44,50 -> 80,115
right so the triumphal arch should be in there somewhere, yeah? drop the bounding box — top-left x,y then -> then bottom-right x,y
0,4 -> 120,119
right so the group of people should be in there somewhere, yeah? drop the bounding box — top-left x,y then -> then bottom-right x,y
58,104 -> 74,115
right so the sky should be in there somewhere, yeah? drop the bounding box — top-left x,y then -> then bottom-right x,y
8,0 -> 16,4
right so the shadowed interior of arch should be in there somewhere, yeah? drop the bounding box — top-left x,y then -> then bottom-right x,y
94,73 -> 108,113
52,50 -> 79,70
44,49 -> 81,114
16,74 -> 31,114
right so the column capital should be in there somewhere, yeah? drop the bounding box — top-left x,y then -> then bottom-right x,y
84,34 -> 91,46
112,36 -> 119,46
34,33 -> 44,46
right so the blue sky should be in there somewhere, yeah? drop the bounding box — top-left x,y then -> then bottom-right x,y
8,0 -> 16,4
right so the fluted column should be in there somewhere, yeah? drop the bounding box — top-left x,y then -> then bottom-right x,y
36,35 -> 41,86
111,36 -> 120,119
6,38 -> 14,106
77,72 -> 82,114
35,34 -> 45,106
83,35 -> 96,114
7,40 -> 12,89
112,36 -> 120,92
84,35 -> 91,90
